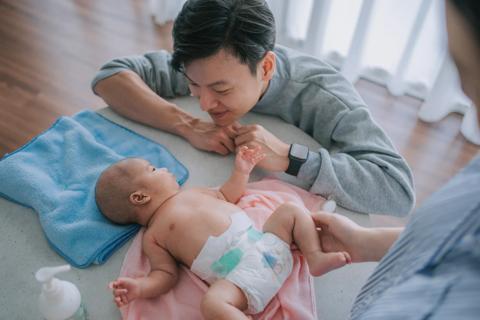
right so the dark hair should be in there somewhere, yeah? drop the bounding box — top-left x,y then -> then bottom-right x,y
171,0 -> 276,74
449,0 -> 480,45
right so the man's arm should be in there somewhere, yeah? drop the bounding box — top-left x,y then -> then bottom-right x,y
234,106 -> 415,216
92,51 -> 236,154
296,104 -> 415,216
95,70 -> 198,137
241,47 -> 415,216
247,79 -> 414,216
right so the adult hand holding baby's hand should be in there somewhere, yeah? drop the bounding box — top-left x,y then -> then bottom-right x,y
109,277 -> 142,308
235,145 -> 265,175
234,124 -> 290,172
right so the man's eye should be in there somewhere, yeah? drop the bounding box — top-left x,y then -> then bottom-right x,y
152,167 -> 156,172
216,89 -> 230,95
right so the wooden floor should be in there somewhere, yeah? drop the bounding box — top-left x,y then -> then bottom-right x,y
1,0 -> 478,213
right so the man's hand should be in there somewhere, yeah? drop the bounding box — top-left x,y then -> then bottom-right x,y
183,119 -> 238,155
234,145 -> 266,175
109,277 -> 142,308
234,124 -> 290,172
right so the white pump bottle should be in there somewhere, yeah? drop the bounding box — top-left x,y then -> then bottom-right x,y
35,265 -> 87,320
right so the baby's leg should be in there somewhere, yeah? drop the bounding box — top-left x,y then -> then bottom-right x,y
201,279 -> 251,320
263,202 -> 351,276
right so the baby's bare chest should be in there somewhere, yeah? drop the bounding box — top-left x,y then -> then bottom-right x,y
154,191 -> 242,257
171,192 -> 240,233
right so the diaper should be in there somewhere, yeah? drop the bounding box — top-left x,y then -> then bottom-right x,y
191,212 -> 293,314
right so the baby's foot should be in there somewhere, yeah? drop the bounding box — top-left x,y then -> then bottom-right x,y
305,251 -> 351,276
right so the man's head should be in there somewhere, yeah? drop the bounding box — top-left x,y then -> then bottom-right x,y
171,0 -> 277,126
95,158 -> 180,225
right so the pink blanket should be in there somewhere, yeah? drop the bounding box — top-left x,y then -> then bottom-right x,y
118,178 -> 327,320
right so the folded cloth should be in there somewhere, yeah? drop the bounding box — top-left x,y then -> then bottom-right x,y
0,110 -> 189,268
119,179 -> 324,320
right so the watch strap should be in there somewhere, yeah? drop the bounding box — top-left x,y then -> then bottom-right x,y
285,144 -> 309,176
286,158 -> 303,176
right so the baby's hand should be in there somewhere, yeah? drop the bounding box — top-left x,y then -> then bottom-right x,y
235,145 -> 266,174
109,277 -> 142,308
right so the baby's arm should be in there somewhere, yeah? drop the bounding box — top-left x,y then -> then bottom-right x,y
110,235 -> 179,308
220,146 -> 265,203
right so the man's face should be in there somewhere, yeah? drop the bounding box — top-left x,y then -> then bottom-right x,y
184,49 -> 274,126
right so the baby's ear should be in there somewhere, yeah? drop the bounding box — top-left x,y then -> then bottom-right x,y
129,191 -> 151,205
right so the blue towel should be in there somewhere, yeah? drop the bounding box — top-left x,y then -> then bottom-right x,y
0,110 -> 189,268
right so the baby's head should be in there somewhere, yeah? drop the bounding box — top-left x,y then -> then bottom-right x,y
95,158 -> 180,225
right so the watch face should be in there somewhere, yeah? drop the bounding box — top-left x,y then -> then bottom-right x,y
290,144 -> 309,160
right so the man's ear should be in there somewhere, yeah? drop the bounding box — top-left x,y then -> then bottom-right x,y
129,191 -> 151,205
259,51 -> 276,81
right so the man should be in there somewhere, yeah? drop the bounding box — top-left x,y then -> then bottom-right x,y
92,0 -> 414,216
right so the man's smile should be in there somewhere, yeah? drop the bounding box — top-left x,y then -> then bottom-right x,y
209,110 -> 229,121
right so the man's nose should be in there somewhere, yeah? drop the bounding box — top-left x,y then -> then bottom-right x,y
199,90 -> 218,111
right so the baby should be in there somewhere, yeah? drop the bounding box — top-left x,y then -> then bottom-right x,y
95,146 -> 351,319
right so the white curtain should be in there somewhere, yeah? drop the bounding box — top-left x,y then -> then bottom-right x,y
151,0 -> 480,145
149,0 -> 186,25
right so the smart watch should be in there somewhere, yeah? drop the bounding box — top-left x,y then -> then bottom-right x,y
285,143 -> 309,176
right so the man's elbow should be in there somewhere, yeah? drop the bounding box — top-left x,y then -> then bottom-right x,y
93,70 -> 136,96
379,182 -> 416,217
374,161 -> 416,217
391,189 -> 415,217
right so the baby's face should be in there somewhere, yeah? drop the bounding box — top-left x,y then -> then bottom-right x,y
127,159 -> 180,194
